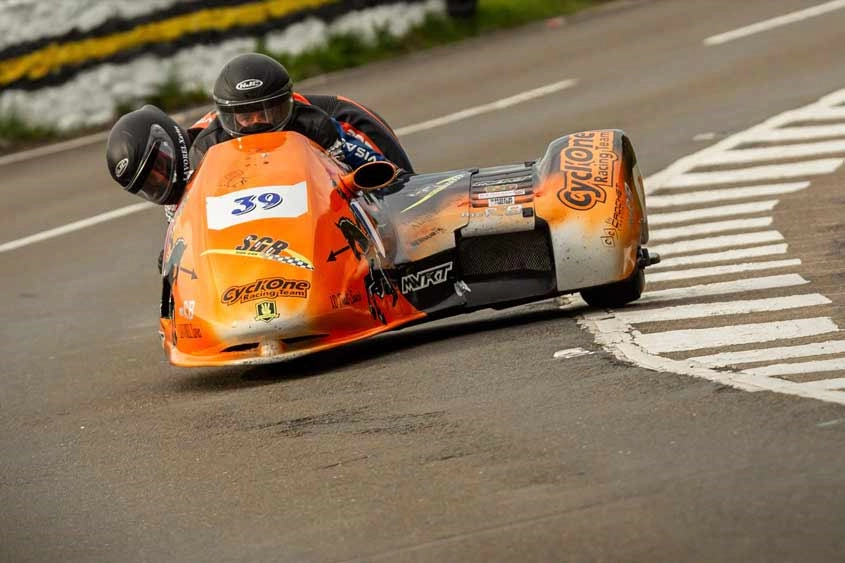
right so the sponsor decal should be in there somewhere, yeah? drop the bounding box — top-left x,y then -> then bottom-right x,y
178,299 -> 195,320
236,234 -> 289,254
410,227 -> 446,247
472,175 -> 532,188
402,174 -> 465,213
476,189 -> 526,199
462,204 -> 530,218
255,300 -> 280,323
203,248 -> 314,271
487,196 -> 516,207
401,262 -> 453,294
114,157 -> 129,178
556,130 -> 618,210
601,181 -> 633,247
236,79 -> 263,91
221,277 -> 311,305
330,292 -> 363,309
175,323 -> 202,339
342,141 -> 381,164
205,181 -> 307,230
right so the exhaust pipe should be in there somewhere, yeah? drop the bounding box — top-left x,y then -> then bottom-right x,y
338,161 -> 399,198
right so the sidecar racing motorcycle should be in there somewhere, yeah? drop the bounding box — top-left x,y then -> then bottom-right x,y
146,128 -> 656,367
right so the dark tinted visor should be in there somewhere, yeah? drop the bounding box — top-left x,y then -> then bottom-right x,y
126,124 -> 176,204
217,95 -> 293,136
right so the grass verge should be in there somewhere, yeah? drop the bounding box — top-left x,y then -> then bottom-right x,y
0,0 -> 605,151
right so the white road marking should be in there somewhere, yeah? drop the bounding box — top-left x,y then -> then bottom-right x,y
756,124 -> 845,142
802,378 -> 845,390
649,244 -> 789,270
661,159 -> 843,189
801,107 -> 845,121
704,0 -> 845,46
0,106 -> 205,168
651,231 -> 783,256
648,201 -> 779,226
553,347 -> 594,359
613,294 -> 830,325
636,318 -> 840,354
689,339 -> 845,367
647,182 -> 809,208
649,217 -> 773,242
744,358 -> 845,377
0,79 -> 578,253
0,130 -> 109,168
646,259 -> 801,283
0,202 -> 155,253
696,139 -> 845,165
583,87 -> 845,405
580,313 -> 845,402
394,79 -> 579,136
637,274 -> 809,305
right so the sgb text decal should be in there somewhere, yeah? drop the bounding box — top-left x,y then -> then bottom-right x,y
557,130 -> 618,210
221,277 -> 311,305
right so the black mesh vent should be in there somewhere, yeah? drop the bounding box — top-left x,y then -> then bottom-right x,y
458,229 -> 553,278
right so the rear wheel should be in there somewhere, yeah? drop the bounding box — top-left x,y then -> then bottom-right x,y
580,267 -> 645,309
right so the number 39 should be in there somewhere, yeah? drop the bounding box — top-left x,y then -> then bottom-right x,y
231,192 -> 283,216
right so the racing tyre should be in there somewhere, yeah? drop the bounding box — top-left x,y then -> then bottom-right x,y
580,268 -> 645,309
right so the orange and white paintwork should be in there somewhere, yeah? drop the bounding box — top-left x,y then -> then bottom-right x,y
158,129 -> 649,367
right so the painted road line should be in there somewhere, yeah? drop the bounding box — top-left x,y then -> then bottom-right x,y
646,259 -> 802,283
553,347 -> 594,359
649,217 -> 773,242
660,159 -> 843,189
0,106 -> 207,168
799,107 -> 845,121
651,231 -> 783,256
756,124 -> 845,142
394,79 -> 578,136
649,244 -> 789,270
801,378 -> 845,391
744,358 -> 845,377
704,0 -> 845,46
614,294 -> 830,325
645,89 -> 845,192
0,130 -> 110,168
648,201 -> 779,226
0,202 -> 156,254
696,139 -> 845,165
637,274 -> 810,305
636,318 -> 840,354
647,183 -> 809,208
689,339 -> 845,367
0,79 -> 578,251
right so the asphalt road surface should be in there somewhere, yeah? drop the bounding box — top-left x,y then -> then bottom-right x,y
2,1 -> 845,561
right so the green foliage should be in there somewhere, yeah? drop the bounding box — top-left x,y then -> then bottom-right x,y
2,0 -> 604,149
0,111 -> 57,146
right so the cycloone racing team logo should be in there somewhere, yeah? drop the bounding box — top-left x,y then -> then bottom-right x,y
221,277 -> 311,305
556,130 -> 618,210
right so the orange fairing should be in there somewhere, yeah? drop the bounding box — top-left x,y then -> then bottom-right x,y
161,132 -> 424,366
533,129 -> 646,292
157,128 -> 651,367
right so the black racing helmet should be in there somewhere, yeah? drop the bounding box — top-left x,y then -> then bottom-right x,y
213,53 -> 294,136
106,105 -> 190,205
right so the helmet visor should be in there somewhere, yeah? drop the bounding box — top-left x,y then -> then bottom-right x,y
217,95 -> 293,136
127,124 -> 176,204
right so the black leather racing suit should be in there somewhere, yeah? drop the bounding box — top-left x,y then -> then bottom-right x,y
188,101 -> 344,169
